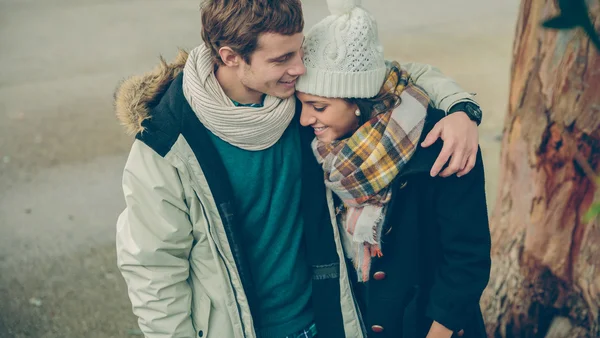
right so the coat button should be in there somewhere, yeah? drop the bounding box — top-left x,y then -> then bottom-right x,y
198,330 -> 203,337
371,325 -> 384,333
373,271 -> 386,280
399,181 -> 408,189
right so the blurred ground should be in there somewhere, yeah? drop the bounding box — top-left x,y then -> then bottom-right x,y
0,0 -> 519,337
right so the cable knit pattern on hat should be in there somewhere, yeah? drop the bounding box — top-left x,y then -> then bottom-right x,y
295,0 -> 387,98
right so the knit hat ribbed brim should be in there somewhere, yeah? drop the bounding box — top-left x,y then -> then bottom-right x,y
296,67 -> 387,98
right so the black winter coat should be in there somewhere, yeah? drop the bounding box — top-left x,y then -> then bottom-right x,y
301,107 -> 491,338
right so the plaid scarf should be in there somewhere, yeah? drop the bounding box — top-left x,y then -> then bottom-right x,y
312,61 -> 430,282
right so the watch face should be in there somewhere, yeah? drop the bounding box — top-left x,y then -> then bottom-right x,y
466,104 -> 482,121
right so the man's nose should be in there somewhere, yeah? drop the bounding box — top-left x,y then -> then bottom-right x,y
288,53 -> 306,77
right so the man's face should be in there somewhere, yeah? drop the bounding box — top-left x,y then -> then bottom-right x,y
238,32 -> 306,99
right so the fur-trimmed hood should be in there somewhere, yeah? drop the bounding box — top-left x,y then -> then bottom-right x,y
114,50 -> 189,135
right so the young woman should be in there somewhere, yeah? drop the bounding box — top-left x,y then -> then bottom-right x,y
295,1 -> 491,337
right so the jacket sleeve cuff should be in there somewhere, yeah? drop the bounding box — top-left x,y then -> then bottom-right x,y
425,301 -> 465,333
437,93 -> 478,114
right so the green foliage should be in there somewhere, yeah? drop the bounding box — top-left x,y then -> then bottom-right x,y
584,201 -> 600,223
584,178 -> 600,223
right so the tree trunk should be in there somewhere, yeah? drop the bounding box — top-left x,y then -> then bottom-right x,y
481,0 -> 600,337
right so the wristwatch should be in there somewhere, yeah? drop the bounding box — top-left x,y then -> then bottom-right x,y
448,102 -> 482,125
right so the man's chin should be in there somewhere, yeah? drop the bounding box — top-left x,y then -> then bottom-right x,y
266,82 -> 295,99
274,88 -> 296,99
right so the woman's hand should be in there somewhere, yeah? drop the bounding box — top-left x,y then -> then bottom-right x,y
426,321 -> 464,338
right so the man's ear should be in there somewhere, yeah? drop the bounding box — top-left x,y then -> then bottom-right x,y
218,47 -> 240,67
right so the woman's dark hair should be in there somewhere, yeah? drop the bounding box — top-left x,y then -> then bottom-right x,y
344,90 -> 402,125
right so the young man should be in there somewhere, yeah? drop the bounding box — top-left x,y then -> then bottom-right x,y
114,1 -> 484,337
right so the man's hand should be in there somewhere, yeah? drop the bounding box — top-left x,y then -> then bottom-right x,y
426,321 -> 464,338
421,111 -> 478,178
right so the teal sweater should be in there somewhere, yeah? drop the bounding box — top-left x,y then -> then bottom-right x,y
208,122 -> 313,338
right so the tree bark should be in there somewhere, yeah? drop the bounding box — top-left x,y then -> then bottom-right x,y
481,0 -> 600,337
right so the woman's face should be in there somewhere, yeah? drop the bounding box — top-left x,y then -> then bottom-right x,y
297,91 -> 359,143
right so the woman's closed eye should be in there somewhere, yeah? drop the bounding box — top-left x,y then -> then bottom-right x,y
314,106 -> 327,112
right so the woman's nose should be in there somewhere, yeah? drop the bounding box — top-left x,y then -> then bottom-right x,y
299,109 -> 315,127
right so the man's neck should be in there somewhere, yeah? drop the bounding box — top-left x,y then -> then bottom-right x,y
215,66 -> 264,105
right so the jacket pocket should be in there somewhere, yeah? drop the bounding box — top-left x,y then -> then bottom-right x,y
192,293 -> 212,337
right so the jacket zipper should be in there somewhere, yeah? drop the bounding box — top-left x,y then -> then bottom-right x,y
182,158 -> 250,338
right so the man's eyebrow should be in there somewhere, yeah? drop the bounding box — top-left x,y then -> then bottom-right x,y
267,52 -> 295,62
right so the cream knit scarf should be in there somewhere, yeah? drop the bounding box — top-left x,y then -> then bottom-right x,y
182,44 -> 296,151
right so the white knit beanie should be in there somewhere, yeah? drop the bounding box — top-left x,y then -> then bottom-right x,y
295,0 -> 387,98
